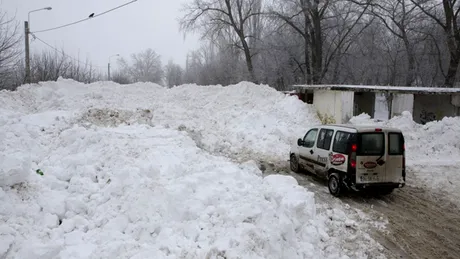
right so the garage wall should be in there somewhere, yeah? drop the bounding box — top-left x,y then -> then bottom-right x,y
313,90 -> 344,124
374,93 -> 390,120
391,94 -> 414,117
341,91 -> 354,123
413,94 -> 458,124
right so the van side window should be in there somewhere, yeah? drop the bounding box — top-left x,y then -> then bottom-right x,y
302,129 -> 318,148
317,129 -> 334,150
333,131 -> 352,154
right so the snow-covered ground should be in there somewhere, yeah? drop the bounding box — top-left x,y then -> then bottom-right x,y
0,79 -> 384,259
350,112 -> 460,204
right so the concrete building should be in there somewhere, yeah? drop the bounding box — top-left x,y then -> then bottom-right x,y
293,84 -> 460,124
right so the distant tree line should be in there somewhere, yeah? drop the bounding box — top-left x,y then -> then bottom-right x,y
3,1 -> 460,90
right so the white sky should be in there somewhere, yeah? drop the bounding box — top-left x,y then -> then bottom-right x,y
1,0 -> 200,73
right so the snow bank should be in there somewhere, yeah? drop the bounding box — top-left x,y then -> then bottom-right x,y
1,122 -> 328,258
151,82 -> 319,161
349,111 -> 460,202
0,119 -> 365,259
1,80 -> 383,259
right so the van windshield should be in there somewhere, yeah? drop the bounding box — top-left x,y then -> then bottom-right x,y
358,133 -> 384,156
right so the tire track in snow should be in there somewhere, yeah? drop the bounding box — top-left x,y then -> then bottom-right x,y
260,160 -> 460,259
346,185 -> 460,259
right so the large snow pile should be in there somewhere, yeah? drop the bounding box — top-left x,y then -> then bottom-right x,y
2,79 -> 318,162
350,112 -> 460,202
150,83 -> 319,161
0,79 -> 384,259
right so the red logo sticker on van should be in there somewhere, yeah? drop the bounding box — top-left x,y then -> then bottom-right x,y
330,154 -> 346,165
363,161 -> 377,169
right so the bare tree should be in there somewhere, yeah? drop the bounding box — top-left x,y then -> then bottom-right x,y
118,48 -> 164,84
27,49 -> 101,84
180,0 -> 263,82
111,71 -> 131,84
165,60 -> 184,87
352,0 -> 423,86
411,0 -> 460,87
178,0 -> 460,88
30,50 -> 70,82
0,9 -> 21,89
268,0 -> 370,84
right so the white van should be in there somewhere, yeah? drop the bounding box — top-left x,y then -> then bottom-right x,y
289,124 -> 406,196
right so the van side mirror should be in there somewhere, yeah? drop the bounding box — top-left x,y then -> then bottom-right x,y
297,138 -> 304,146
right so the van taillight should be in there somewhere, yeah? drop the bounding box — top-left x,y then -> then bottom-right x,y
351,144 -> 357,152
350,144 -> 357,168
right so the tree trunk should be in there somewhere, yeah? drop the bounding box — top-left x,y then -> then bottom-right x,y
239,34 -> 257,83
310,10 -> 323,84
304,35 -> 312,84
403,34 -> 416,86
443,32 -> 460,87
444,48 -> 460,87
303,9 -> 312,84
442,0 -> 460,87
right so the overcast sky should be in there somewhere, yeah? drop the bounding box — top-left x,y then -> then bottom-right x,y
2,0 -> 200,73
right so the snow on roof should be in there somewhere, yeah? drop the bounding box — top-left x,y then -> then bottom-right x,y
293,84 -> 460,95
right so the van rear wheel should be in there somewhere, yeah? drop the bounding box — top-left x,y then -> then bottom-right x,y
328,174 -> 342,197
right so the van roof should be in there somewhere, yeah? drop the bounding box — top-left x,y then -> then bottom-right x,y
310,124 -> 402,133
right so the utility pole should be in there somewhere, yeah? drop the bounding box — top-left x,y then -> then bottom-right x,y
108,62 -> 111,81
24,21 -> 30,84
25,7 -> 52,84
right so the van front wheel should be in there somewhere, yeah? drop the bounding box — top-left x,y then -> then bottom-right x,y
290,154 -> 299,173
328,174 -> 342,197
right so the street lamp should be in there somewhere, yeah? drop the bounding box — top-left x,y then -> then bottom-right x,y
108,54 -> 119,81
25,7 -> 52,83
28,7 -> 53,31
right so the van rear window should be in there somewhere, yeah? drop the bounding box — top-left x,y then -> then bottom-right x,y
358,133 -> 384,156
389,132 -> 404,155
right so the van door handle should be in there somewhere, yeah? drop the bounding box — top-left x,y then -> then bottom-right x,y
310,150 -> 314,154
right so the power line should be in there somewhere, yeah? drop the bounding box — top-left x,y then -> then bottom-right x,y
31,0 -> 138,34
31,33 -> 105,69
